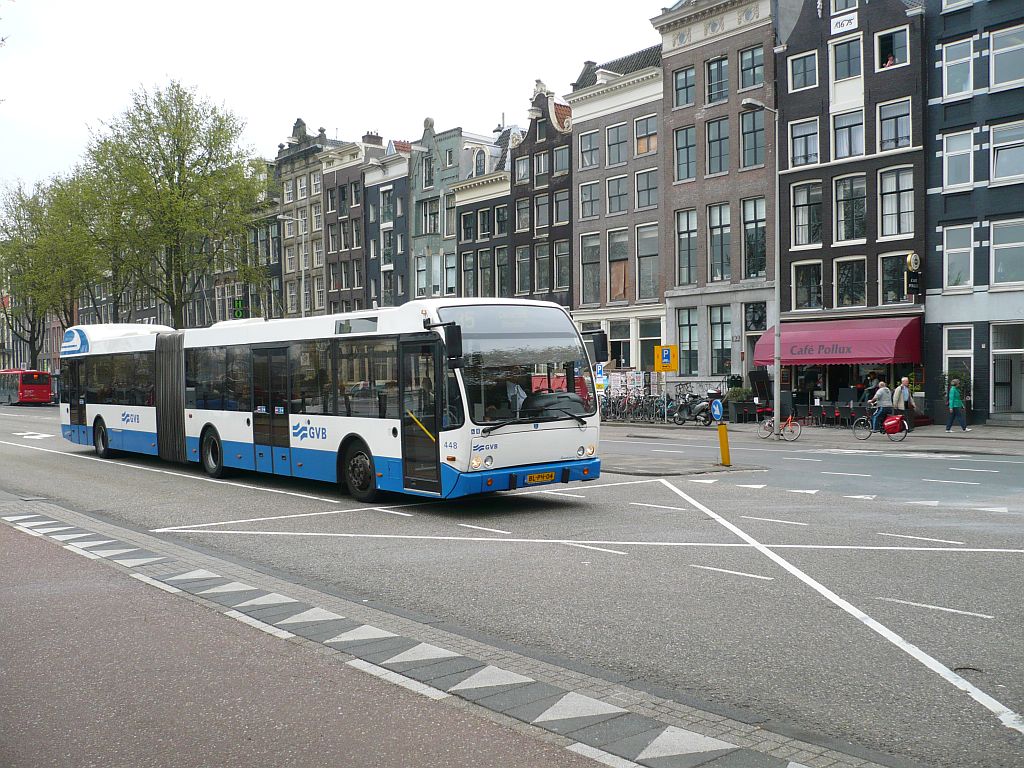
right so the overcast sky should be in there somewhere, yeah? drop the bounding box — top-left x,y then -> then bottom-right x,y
0,0 -> 664,189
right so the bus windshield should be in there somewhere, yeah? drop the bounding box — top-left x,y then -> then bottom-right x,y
438,304 -> 597,425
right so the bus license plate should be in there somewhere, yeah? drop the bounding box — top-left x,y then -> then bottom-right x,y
526,472 -> 556,484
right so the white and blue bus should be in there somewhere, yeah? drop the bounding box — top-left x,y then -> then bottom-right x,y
59,299 -> 605,502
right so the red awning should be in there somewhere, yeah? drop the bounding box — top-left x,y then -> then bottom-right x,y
754,317 -> 922,366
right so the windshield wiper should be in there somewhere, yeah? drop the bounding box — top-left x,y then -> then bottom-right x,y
481,416 -> 538,436
547,407 -> 587,426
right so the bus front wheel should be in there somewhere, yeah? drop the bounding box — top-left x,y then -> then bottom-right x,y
201,429 -> 225,479
343,441 -> 379,503
93,419 -> 113,459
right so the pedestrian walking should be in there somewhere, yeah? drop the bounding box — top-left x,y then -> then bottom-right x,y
945,378 -> 971,432
869,379 -> 893,432
893,376 -> 917,432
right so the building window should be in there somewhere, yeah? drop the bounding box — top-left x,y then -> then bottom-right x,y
460,211 -> 476,242
416,255 -> 427,297
297,175 -> 307,199
311,171 -> 321,195
495,205 -> 508,236
351,181 -> 361,206
580,131 -> 599,168
580,234 -> 600,304
880,254 -> 906,304
879,99 -> 911,151
944,326 -> 973,397
833,38 -> 861,81
534,152 -> 549,187
991,24 -> 1024,89
943,131 -> 973,190
833,0 -> 857,11
794,262 -> 823,309
793,182 -> 822,246
880,168 -> 914,237
534,243 -> 551,293
474,150 -> 486,177
833,110 -> 864,159
676,209 -> 697,285
941,39 -> 973,100
708,203 -> 731,281
607,176 -> 628,214
709,305 -> 731,375
609,320 -> 631,368
991,122 -> 1024,183
636,169 -> 658,209
516,246 -> 531,294
314,275 -> 325,309
580,182 -> 600,219
443,193 -> 456,237
496,247 -> 510,296
741,110 -> 764,168
422,157 -> 434,189
537,119 -> 547,142
992,219 -> 1024,285
635,115 -> 657,155
421,198 -> 440,235
835,257 -> 867,307
313,238 -> 324,268
607,124 -> 627,165
740,46 -> 764,88
674,66 -> 696,107
835,175 -> 867,242
534,195 -> 550,231
326,187 -> 336,213
328,223 -> 338,253
462,252 -> 477,297
636,225 -> 658,300
944,224 -> 973,289
608,230 -> 628,302
553,145 -> 570,175
515,156 -> 530,183
554,240 -> 570,290
876,27 -> 908,70
283,180 -> 293,203
441,252 -> 454,295
638,319 -> 662,372
478,208 -> 492,239
675,126 -> 696,181
677,308 -> 698,376
742,197 -> 766,279
284,217 -> 295,239
706,57 -> 729,103
706,117 -> 729,175
479,249 -> 494,297
515,198 -> 530,231
311,202 -> 322,231
790,119 -> 819,166
554,189 -> 570,224
745,302 -> 767,333
286,281 -> 297,313
789,51 -> 817,91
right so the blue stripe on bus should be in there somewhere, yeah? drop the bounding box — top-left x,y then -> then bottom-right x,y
291,446 -> 337,482
443,458 -> 601,498
110,428 -> 159,455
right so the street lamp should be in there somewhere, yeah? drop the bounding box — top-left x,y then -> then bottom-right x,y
741,97 -> 782,437
277,213 -> 308,318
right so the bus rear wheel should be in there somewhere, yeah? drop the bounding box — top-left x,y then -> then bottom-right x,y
201,429 -> 225,479
93,419 -> 113,458
343,441 -> 379,503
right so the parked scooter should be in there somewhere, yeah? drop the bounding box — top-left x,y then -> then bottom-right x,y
671,388 -> 721,426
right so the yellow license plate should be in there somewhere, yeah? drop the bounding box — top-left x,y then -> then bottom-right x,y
526,472 -> 556,484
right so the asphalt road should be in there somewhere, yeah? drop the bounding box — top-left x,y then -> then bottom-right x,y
2,404 -> 1022,768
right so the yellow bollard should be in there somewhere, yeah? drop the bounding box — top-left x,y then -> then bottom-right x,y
717,423 -> 731,467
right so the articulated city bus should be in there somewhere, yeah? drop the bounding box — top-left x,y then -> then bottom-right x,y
59,299 -> 604,501
0,369 -> 52,405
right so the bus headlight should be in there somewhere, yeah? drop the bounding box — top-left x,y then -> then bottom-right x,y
586,444 -> 596,456
577,446 -> 586,458
483,455 -> 494,468
470,455 -> 482,470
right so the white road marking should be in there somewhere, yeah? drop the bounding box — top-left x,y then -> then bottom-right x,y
948,457 -> 1024,465
651,449 -> 685,454
735,484 -> 766,489
458,523 -> 511,535
64,544 -> 100,558
844,494 -> 876,500
977,507 -> 1010,513
12,431 -> 54,440
787,489 -> 819,495
877,533 -> 965,545
688,478 -> 718,484
948,467 -> 998,473
875,597 -> 994,620
741,516 -> 809,526
565,543 -> 629,556
513,478 -> 660,495
152,504 -> 419,532
921,478 -> 980,485
129,573 -> 182,594
906,501 -> 939,506
823,472 -> 871,477
543,490 -> 587,498
224,609 -> 295,639
567,743 -> 639,768
346,659 -> 449,700
785,457 -> 822,462
659,479 -> 1024,736
629,502 -> 691,512
689,564 -> 774,581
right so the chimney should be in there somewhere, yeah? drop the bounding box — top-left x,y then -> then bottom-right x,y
362,131 -> 383,146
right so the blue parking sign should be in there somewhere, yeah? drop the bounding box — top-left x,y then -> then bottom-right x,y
661,347 -> 671,365
710,399 -> 723,421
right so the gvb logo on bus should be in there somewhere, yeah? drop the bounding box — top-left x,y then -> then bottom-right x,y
292,420 -> 327,441
121,412 -> 140,425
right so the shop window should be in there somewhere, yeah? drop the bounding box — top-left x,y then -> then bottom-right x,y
835,258 -> 867,307
639,319 -> 662,372
880,254 -> 907,304
609,320 -> 631,368
794,262 -> 823,309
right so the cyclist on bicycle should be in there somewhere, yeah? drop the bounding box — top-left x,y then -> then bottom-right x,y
869,379 -> 893,432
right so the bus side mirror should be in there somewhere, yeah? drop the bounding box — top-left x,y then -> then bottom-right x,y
444,325 -> 464,368
591,331 -> 609,363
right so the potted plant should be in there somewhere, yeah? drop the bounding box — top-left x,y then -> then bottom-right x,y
726,387 -> 754,422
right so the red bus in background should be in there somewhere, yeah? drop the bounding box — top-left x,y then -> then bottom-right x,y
0,369 -> 52,405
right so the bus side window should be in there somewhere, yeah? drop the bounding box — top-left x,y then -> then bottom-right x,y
225,346 -> 251,412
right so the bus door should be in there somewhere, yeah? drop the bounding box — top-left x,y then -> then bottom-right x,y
252,347 -> 292,476
399,340 -> 442,494
68,362 -> 88,443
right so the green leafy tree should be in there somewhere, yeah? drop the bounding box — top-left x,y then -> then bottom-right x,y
0,183 -> 51,369
87,81 -> 269,328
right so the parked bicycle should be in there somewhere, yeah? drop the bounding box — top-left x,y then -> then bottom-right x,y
757,413 -> 802,441
852,406 -> 908,442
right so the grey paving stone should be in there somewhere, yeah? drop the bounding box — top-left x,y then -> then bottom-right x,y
534,710 -> 628,736
388,656 -> 484,682
566,713 -> 666,748
200,590 -> 267,607
346,637 -> 422,664
471,683 -> 567,713
640,751 -> 739,768
240,603 -> 316,622
689,749 -> 791,767
597,726 -> 670,761
289,619 -> 363,642
175,578 -> 236,593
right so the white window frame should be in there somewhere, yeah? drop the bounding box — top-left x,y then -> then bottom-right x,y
579,130 -> 599,169
606,174 -> 629,215
832,0 -> 857,13
991,217 -> 1024,288
874,24 -> 910,73
634,113 -> 658,156
943,325 -> 974,400
283,180 -> 294,204
876,96 -> 912,154
534,151 -> 550,188
635,167 -> 658,210
791,259 -> 824,311
311,171 -> 321,195
830,33 -> 863,84
606,122 -> 628,167
833,173 -> 867,244
878,252 -> 911,305
942,0 -> 970,10
943,223 -> 974,292
878,165 -> 915,240
832,109 -> 865,161
514,156 -> 530,184
833,255 -> 868,308
790,180 -> 823,250
990,24 -> 1024,92
789,117 -> 819,168
297,175 -> 307,200
942,38 -> 974,100
942,131 -> 974,191
990,120 -> 1024,186
788,50 -> 818,93
579,181 -> 600,220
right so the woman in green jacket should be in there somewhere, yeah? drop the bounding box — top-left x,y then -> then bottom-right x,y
945,379 -> 971,432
